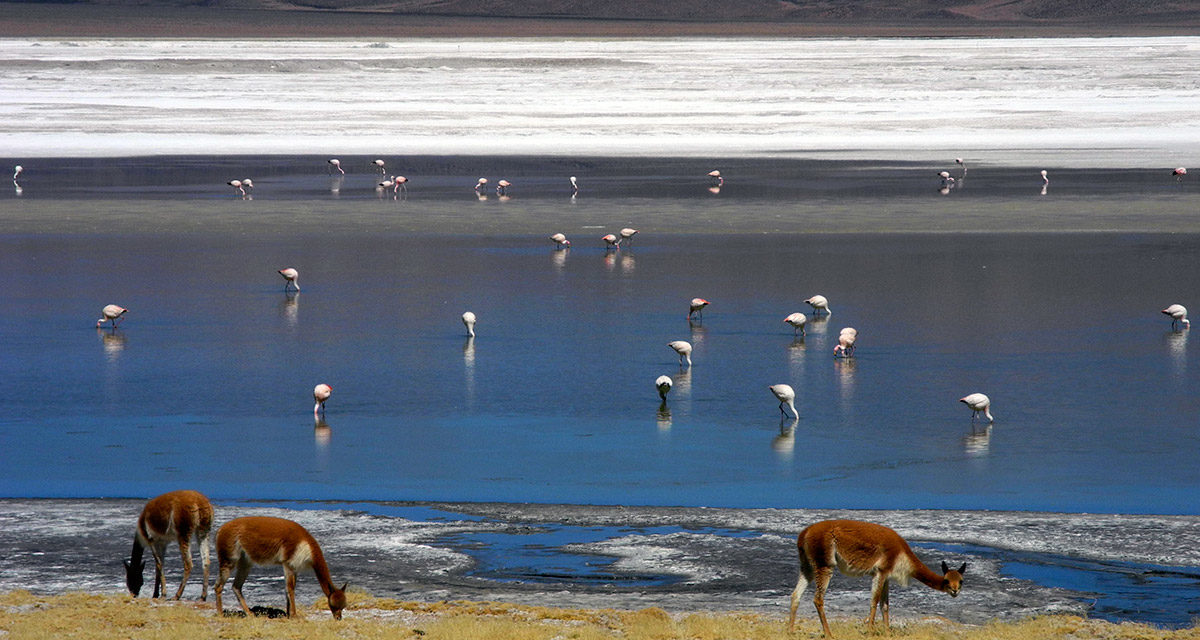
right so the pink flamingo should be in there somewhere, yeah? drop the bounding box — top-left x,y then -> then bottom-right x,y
227,180 -> 245,196
707,170 -> 723,187
327,159 -> 344,175
97,304 -> 128,328
277,268 -> 299,292
784,312 -> 807,336
688,298 -> 709,321
313,384 -> 332,416
1173,167 -> 1187,182
602,233 -> 620,250
393,175 -> 408,195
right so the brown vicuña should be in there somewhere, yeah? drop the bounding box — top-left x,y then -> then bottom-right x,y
214,516 -> 347,620
124,490 -> 214,600
788,519 -> 965,638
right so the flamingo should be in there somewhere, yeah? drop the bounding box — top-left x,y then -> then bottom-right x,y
955,157 -> 966,177
707,170 -> 723,187
619,228 -> 638,247
769,384 -> 798,418
550,233 -> 571,249
277,268 -> 299,292
1040,170 -> 1049,184
393,175 -> 408,195
602,234 -> 620,250
241,178 -> 253,192
496,179 -> 511,196
938,170 -> 955,187
373,159 -> 386,174
668,340 -> 693,367
834,327 -> 857,358
960,393 -> 993,423
227,179 -> 245,196
474,178 -> 489,194
688,298 -> 709,321
1162,304 -> 1190,329
570,176 -> 579,195
784,312 -> 807,336
327,159 -> 344,175
804,295 -> 831,316
655,375 -> 673,401
1173,167 -> 1187,181
313,384 -> 332,416
13,165 -> 22,181
462,311 -> 477,337
97,304 -> 128,328
378,177 -> 394,191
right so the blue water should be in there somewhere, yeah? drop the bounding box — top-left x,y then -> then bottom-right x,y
1,163 -> 1199,515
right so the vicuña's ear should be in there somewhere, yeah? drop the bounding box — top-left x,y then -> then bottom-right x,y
958,562 -> 968,574
340,582 -> 348,591
941,561 -> 949,574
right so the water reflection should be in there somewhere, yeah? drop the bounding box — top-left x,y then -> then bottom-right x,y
806,315 -> 830,335
619,254 -> 635,275
1165,329 -> 1187,380
96,327 -> 126,362
963,425 -> 992,458
463,336 -> 476,408
670,369 -> 692,397
13,181 -> 21,196
314,417 -> 331,471
835,357 -> 856,403
279,292 -> 299,331
603,252 -> 616,271
787,338 -> 806,378
329,175 -> 344,196
656,403 -> 672,432
551,248 -> 568,270
772,417 -> 799,458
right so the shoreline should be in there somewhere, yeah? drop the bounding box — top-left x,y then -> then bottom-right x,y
1,4 -> 1198,38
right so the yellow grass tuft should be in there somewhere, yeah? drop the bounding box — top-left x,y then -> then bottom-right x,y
1,591 -> 1197,640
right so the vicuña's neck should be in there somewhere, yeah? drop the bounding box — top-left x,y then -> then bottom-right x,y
308,543 -> 336,596
910,556 -> 945,591
129,536 -> 145,563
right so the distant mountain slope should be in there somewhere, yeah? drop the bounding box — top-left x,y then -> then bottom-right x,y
56,0 -> 1200,23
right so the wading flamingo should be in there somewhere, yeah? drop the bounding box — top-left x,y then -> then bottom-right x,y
462,311 -> 477,337
227,179 -> 245,196
959,393 -> 993,423
656,375 -> 672,401
784,312 -> 807,336
373,159 -> 386,174
1162,304 -> 1190,329
708,170 -> 723,187
602,233 -> 620,250
496,179 -> 511,196
550,233 -> 571,249
769,384 -> 798,418
955,157 -> 966,178
474,178 -> 488,194
668,340 -> 693,367
570,176 -> 579,195
804,295 -> 831,316
688,298 -> 709,321
328,159 -> 344,175
278,268 -> 300,292
97,304 -> 128,328
1173,167 -> 1187,181
313,384 -> 332,416
619,228 -> 638,246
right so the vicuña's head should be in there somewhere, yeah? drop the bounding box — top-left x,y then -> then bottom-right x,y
328,582 -> 348,620
123,558 -> 145,596
940,561 -> 967,596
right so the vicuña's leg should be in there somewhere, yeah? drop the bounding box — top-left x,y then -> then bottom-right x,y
214,565 -> 229,615
283,566 -> 300,618
174,538 -> 192,600
232,557 -> 253,616
813,566 -> 834,638
150,541 -> 167,598
199,533 -> 211,601
789,559 -> 813,630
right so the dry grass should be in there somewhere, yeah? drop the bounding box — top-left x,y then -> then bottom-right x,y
1,590 -> 1197,640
